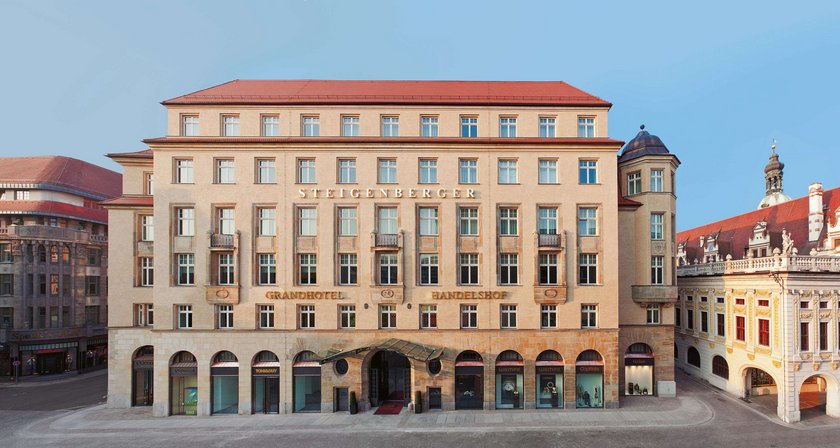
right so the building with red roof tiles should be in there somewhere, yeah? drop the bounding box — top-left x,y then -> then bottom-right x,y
675,149 -> 840,423
0,156 -> 121,379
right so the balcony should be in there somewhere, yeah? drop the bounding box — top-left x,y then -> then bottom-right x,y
631,285 -> 678,304
209,231 -> 239,250
372,231 -> 403,250
205,285 -> 240,305
677,254 -> 840,277
0,225 -> 107,244
136,241 -> 154,256
537,233 -> 563,248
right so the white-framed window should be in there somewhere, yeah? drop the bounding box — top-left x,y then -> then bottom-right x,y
378,207 -> 398,234
538,159 -> 558,184
299,254 -> 317,285
381,116 -> 399,137
578,207 -> 597,236
140,257 -> 154,287
578,160 -> 597,184
298,159 -> 316,184
421,116 -> 439,137
716,312 -> 726,337
177,305 -> 193,329
338,159 -> 356,184
299,305 -> 315,329
651,169 -> 664,192
298,208 -> 317,236
182,115 -> 199,136
419,207 -> 439,236
258,253 -> 276,285
460,116 -> 478,137
15,190 -> 30,200
176,253 -> 194,285
175,159 -> 194,184
459,159 -> 478,184
419,159 -> 438,184
176,207 -> 195,236
419,254 -> 439,285
338,207 -> 357,236
628,172 -> 641,195
0,243 -> 11,263
499,253 -> 518,285
262,115 -> 280,136
538,207 -> 558,235
651,213 -> 664,240
222,115 -> 240,136
342,116 -> 360,136
144,172 -> 154,195
338,253 -> 358,285
378,159 -> 397,183
651,256 -> 664,284
379,254 -> 398,285
216,159 -> 235,184
379,304 -> 397,329
539,254 -> 558,285
541,304 -> 557,328
217,252 -> 235,285
257,159 -> 276,184
258,305 -> 275,329
420,304 -> 437,329
459,207 -> 479,236
498,159 -> 518,184
217,208 -> 235,235
140,215 -> 154,242
459,253 -> 479,285
577,117 -> 595,138
579,253 -> 597,285
646,304 -> 661,324
217,304 -> 233,329
134,304 -> 154,327
460,304 -> 478,328
501,304 -> 517,329
339,305 -> 356,329
499,117 -> 517,137
257,207 -> 276,236
581,304 -> 597,328
539,117 -> 556,138
499,207 -> 518,236
302,116 -> 320,136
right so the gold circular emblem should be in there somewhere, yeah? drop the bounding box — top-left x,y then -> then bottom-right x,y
381,289 -> 395,299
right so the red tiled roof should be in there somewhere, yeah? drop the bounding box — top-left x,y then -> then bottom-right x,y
677,186 -> 840,261
106,149 -> 152,159
143,136 -> 624,146
162,80 -> 612,107
618,192 -> 643,207
101,196 -> 153,207
0,200 -> 108,224
0,156 -> 121,200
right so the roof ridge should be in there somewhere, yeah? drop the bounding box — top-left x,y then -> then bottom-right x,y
161,79 -> 240,104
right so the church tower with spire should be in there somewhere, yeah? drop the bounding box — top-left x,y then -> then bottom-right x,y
758,142 -> 791,209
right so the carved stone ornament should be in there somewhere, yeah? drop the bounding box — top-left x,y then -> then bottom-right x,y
544,289 -> 558,298
381,289 -> 395,299
813,363 -> 821,371
833,362 -> 839,370
215,288 -> 230,299
773,360 -> 782,368
794,362 -> 801,371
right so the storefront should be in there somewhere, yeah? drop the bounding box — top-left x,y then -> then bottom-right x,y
624,343 -> 654,396
455,350 -> 484,410
494,350 -> 523,410
292,351 -> 321,413
252,351 -> 280,414
535,350 -> 564,409
210,351 -> 239,414
132,346 -> 154,406
83,335 -> 108,370
169,351 -> 198,416
17,341 -> 78,376
575,350 -> 604,409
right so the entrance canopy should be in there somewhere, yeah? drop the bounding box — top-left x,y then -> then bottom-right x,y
318,338 -> 443,365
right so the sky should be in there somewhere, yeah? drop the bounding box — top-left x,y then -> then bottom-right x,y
0,0 -> 838,230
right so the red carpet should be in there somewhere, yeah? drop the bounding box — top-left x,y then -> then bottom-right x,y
374,401 -> 404,415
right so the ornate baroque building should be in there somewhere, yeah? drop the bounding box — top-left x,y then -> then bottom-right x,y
104,80 -> 679,416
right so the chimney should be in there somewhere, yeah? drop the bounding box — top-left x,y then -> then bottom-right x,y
809,182 -> 824,242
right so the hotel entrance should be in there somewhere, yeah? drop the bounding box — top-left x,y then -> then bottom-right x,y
252,351 -> 280,414
369,350 -> 411,407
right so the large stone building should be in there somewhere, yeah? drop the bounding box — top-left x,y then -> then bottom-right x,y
0,156 -> 121,377
105,80 -> 679,416
676,149 -> 840,423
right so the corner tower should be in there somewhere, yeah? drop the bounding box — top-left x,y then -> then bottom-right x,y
758,143 -> 791,209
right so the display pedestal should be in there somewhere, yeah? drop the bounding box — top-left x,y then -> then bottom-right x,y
657,380 -> 676,397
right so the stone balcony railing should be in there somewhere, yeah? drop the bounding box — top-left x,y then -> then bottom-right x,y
677,254 -> 840,277
0,225 -> 107,244
371,231 -> 403,249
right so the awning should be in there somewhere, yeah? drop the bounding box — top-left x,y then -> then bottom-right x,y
170,362 -> 197,368
495,360 -> 523,366
536,360 -> 565,366
211,361 -> 240,368
319,338 -> 444,365
624,353 -> 654,359
252,361 -> 281,368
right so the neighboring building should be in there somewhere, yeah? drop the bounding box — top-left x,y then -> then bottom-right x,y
676,149 -> 840,423
0,156 -> 121,377
104,80 -> 679,417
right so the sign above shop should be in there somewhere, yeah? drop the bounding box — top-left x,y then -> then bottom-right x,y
432,291 -> 507,300
265,291 -> 343,300
298,187 -> 477,200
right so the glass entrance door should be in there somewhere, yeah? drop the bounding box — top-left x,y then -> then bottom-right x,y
132,368 -> 153,406
253,377 -> 280,414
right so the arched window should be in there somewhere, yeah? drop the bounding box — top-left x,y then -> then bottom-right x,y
456,350 -> 483,363
712,356 -> 729,379
496,350 -> 523,362
626,343 -> 653,355
687,347 -> 701,368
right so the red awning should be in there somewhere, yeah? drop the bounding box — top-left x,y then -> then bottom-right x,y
536,360 -> 565,366
455,360 -> 483,367
170,362 -> 197,368
293,361 -> 321,368
211,361 -> 239,368
252,361 -> 281,368
625,353 -> 654,359
576,360 -> 604,366
495,360 -> 524,367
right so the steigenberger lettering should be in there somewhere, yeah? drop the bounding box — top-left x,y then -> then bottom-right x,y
265,291 -> 343,300
298,187 -> 476,199
431,291 -> 507,300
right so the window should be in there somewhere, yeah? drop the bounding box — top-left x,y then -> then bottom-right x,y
459,207 -> 479,235
646,304 -> 660,324
541,305 -> 557,328
578,160 -> 597,184
299,254 -> 317,285
140,257 -> 154,286
257,207 -> 276,236
176,208 -> 195,236
222,115 -> 240,136
687,347 -> 701,368
820,321 -> 829,351
15,190 -> 30,200
338,254 -> 357,285
217,253 -> 235,285
257,159 -> 276,184
88,248 -> 101,266
459,159 -> 478,184
496,304 -> 517,329
381,116 -> 399,137
0,243 -> 11,263
577,117 -> 595,138
134,304 -> 153,327
651,256 -> 664,284
499,117 -> 517,137
539,254 -> 558,285
177,305 -> 193,329
460,116 -> 478,137
735,316 -> 746,341
217,305 -> 233,329
758,318 -> 770,346
460,304 -> 477,328
538,160 -> 558,184
379,304 -> 396,329
177,254 -> 195,285
0,274 -> 12,296
800,322 -> 809,351
50,274 -> 58,296
182,115 -> 199,136
342,116 -> 360,136
262,115 -> 280,136
338,207 -> 357,236
258,254 -> 276,285
419,254 -> 439,285
299,305 -> 315,329
420,304 -> 437,329
419,159 -> 438,184
377,207 -> 398,234
539,117 -> 555,138
459,253 -> 479,285
758,299 -> 770,307
687,309 -> 694,330
338,159 -> 356,184
700,310 -> 709,333
140,215 -> 154,241
499,253 -> 518,285
298,208 -> 317,236
259,305 -> 275,329
735,297 -> 745,305
650,170 -> 663,192
421,116 -> 438,137
216,159 -> 235,184
579,253 -> 597,284
676,307 -> 681,327
499,207 -> 518,236
581,304 -> 597,328
716,313 -> 725,337
302,116 -> 320,136
538,207 -> 558,235
298,159 -> 316,184
85,275 -> 100,296
379,254 -> 398,285
175,159 -> 194,183
578,207 -> 597,236
498,159 -> 518,184
651,213 -> 664,240
627,172 -> 641,195
339,305 -> 356,329
418,207 -> 439,236
144,172 -> 154,195
712,356 -> 729,379
378,159 -> 397,183
217,208 -> 235,235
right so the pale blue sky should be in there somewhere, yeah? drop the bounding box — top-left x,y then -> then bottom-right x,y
1,0 -> 838,229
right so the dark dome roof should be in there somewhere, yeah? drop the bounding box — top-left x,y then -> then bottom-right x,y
618,125 -> 670,162
764,153 -> 784,174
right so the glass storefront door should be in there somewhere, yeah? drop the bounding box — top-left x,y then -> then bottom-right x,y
132,368 -> 153,406
293,375 -> 321,413
170,375 -> 198,415
455,373 -> 483,409
253,376 -> 280,414
536,372 -> 563,408
211,375 -> 238,414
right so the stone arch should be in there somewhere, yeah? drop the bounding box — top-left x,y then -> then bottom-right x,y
686,346 -> 701,368
798,374 -> 840,420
